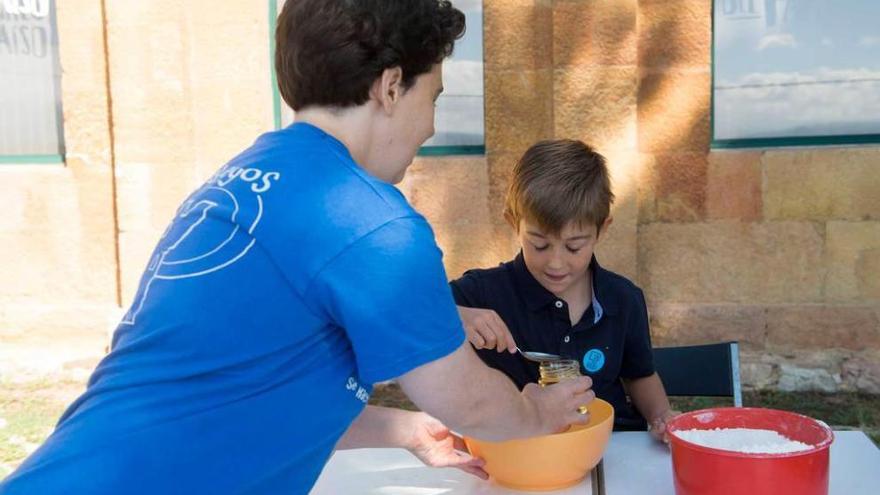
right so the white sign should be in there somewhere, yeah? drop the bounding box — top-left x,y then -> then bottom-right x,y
1,0 -> 50,18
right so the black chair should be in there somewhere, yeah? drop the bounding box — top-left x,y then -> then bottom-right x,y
653,341 -> 743,407
589,343 -> 743,495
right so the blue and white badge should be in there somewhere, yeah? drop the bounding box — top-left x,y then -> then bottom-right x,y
582,348 -> 605,373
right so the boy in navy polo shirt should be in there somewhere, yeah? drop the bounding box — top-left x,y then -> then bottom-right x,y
451,139 -> 677,440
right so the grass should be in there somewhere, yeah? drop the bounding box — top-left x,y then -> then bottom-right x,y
1,380 -> 877,481
0,378 -> 85,479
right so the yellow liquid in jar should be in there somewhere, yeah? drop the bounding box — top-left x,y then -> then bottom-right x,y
539,359 -> 589,414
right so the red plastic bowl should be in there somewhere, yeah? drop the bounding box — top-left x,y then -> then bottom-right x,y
666,407 -> 834,495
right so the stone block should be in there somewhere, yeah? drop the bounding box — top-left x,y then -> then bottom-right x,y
739,361 -> 778,390
706,151 -> 763,221
56,28 -> 107,91
186,0 -> 263,26
639,222 -> 824,304
401,157 -> 488,219
777,364 -> 840,393
647,303 -> 767,350
190,21 -> 267,82
111,97 -> 196,165
595,151 -> 649,281
484,0 -> 553,71
553,0 -> 637,67
765,305 -> 880,350
763,148 -> 880,221
59,96 -> 111,161
439,222 -> 518,281
485,69 -> 554,156
596,216 -> 638,282
641,152 -> 708,222
553,66 -> 637,151
841,352 -> 880,394
118,228 -> 164,306
0,168 -> 116,303
784,349 -> 850,369
485,150 -> 520,215
739,349 -> 880,392
825,221 -> 880,303
857,250 -> 880,301
399,156 -> 514,278
115,161 -> 198,233
0,303 -> 113,378
190,83 -> 272,172
637,69 -> 711,153
56,0 -> 103,28
637,0 -> 711,69
602,150 -> 651,208
56,6 -> 112,161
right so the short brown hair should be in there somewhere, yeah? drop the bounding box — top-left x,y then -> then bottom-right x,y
504,140 -> 614,235
275,0 -> 465,111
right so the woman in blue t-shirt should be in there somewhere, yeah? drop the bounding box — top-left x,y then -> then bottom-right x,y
0,2 -> 596,494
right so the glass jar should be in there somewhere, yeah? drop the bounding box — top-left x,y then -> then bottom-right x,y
539,359 -> 589,415
538,359 -> 582,386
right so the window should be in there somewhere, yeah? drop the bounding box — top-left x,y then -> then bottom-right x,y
420,0 -> 484,155
0,0 -> 65,163
269,0 -> 485,155
713,0 -> 880,147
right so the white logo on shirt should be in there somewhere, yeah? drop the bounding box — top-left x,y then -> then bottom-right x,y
122,167 -> 280,325
346,377 -> 370,404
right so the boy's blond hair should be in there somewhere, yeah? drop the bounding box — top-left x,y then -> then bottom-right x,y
504,139 -> 614,235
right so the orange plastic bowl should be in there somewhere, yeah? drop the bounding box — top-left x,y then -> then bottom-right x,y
464,398 -> 614,491
667,407 -> 834,495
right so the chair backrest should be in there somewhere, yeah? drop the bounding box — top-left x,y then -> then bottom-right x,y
653,341 -> 742,407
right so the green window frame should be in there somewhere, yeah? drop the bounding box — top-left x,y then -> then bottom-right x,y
710,0 -> 880,149
267,0 -> 485,157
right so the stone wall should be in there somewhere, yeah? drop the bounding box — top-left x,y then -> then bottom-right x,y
0,0 -> 273,378
480,0 -> 880,392
104,0 -> 274,304
1,1 -> 877,392
0,0 -> 116,378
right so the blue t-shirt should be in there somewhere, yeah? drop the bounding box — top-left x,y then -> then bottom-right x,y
0,123 -> 465,494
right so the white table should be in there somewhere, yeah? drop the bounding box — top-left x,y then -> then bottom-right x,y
311,431 -> 880,494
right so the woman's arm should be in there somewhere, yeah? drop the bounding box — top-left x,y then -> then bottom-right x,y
335,405 -> 488,479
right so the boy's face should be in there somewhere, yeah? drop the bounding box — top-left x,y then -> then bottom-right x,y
518,218 -> 610,299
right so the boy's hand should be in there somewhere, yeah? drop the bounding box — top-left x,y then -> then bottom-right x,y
648,409 -> 680,443
522,377 -> 596,435
456,306 -> 517,353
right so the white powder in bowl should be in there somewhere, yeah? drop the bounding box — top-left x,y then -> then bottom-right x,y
673,428 -> 812,454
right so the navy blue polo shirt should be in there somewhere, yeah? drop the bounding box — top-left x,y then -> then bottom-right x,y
450,253 -> 655,430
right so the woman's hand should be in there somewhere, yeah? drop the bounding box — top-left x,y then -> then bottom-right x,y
404,412 -> 488,479
456,306 -> 516,353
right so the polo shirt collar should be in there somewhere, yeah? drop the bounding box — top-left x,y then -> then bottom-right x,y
511,252 -> 618,320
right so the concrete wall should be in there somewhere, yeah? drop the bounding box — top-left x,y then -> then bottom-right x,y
1,0 -> 877,392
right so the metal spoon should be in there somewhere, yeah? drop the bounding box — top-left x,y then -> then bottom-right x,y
516,346 -> 562,362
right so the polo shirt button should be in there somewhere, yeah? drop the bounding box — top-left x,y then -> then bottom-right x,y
555,300 -> 564,309
564,335 -> 570,343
